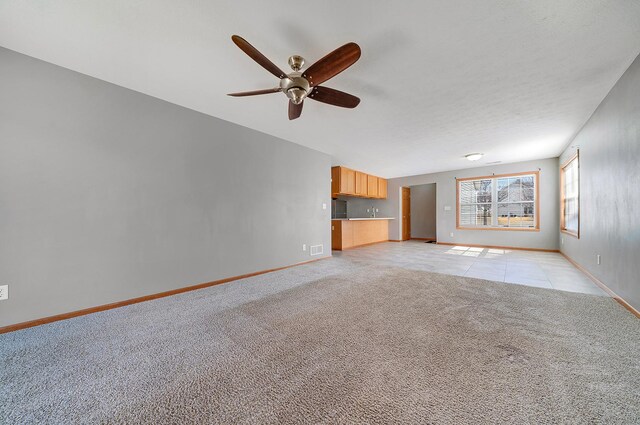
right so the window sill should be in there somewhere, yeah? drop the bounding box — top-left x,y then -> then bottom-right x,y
561,229 -> 579,239
457,226 -> 540,232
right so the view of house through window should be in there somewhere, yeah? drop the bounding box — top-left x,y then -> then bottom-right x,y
561,153 -> 579,237
458,172 -> 538,229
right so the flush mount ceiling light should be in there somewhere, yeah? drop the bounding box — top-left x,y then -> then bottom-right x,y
465,153 -> 484,161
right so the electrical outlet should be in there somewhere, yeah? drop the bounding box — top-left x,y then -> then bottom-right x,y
450,232 -> 454,237
322,203 -> 327,210
0,285 -> 8,301
302,244 -> 307,251
597,254 -> 601,265
561,237 -> 564,245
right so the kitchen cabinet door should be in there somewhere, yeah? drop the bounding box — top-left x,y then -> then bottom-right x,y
340,167 -> 356,195
331,167 -> 340,197
378,178 -> 387,199
367,175 -> 378,198
355,171 -> 368,196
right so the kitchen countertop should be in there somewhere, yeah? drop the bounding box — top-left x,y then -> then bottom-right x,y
331,217 -> 395,221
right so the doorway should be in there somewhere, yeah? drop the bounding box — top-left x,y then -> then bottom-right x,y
409,183 -> 437,242
402,187 -> 411,241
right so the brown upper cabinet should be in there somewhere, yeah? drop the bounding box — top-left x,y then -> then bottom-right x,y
332,166 -> 387,199
367,175 -> 379,198
355,171 -> 368,196
378,178 -> 387,199
332,166 -> 352,196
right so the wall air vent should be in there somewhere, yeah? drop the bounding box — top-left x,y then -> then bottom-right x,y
310,244 -> 324,256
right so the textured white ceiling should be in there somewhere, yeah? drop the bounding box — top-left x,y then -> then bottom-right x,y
1,1 -> 640,177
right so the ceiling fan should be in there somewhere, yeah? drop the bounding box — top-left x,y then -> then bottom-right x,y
228,35 -> 361,120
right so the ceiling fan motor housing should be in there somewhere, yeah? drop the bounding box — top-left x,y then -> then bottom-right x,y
280,72 -> 312,104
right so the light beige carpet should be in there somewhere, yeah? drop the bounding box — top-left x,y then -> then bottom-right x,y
1,265 -> 639,424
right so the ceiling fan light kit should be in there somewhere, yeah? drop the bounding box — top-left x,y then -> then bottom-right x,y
228,35 -> 361,120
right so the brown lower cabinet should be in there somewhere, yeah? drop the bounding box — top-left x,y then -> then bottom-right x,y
331,219 -> 391,250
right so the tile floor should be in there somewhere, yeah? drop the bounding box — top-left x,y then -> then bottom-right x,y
333,241 -> 607,296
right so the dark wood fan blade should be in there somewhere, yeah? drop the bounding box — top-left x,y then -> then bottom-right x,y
227,88 -> 281,97
302,42 -> 361,86
288,100 -> 303,120
231,35 -> 287,79
308,86 -> 360,108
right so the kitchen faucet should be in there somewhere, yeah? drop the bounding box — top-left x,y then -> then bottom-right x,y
371,205 -> 376,218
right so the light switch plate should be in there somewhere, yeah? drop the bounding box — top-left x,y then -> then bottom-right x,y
322,203 -> 327,210
444,206 -> 452,211
0,285 -> 8,301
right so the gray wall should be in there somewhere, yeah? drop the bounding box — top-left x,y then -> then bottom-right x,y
559,53 -> 640,311
385,158 -> 559,250
0,48 -> 331,327
336,196 -> 393,219
410,184 -> 437,239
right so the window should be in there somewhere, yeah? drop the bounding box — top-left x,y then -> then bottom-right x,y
561,152 -> 579,237
457,172 -> 539,231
